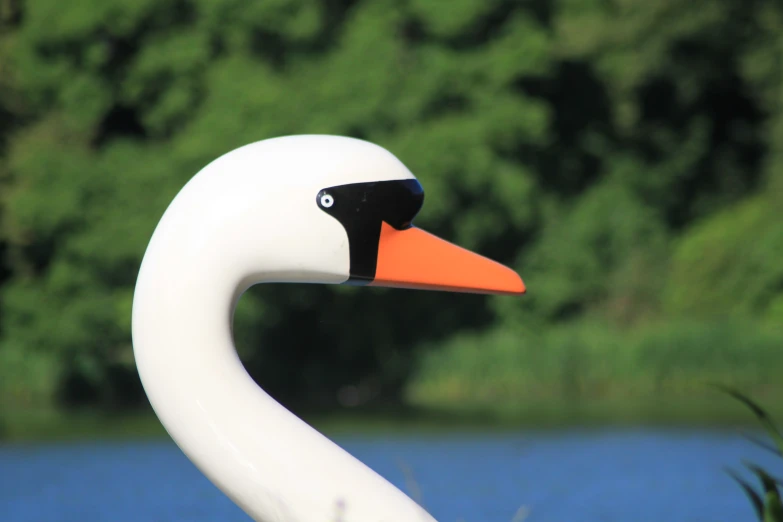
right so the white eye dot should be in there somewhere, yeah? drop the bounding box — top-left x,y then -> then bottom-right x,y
320,194 -> 334,208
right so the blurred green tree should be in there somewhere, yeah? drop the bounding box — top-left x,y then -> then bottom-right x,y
0,0 -> 781,415
0,0 -> 551,410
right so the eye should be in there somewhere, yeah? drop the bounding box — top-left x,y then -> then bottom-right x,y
320,193 -> 334,208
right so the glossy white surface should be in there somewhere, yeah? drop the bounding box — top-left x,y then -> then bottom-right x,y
132,136 -> 436,522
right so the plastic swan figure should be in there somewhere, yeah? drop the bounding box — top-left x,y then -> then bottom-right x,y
131,135 -> 525,522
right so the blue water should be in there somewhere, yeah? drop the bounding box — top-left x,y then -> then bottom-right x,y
1,428 -> 779,522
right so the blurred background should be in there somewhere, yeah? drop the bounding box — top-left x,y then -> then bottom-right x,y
0,0 -> 782,521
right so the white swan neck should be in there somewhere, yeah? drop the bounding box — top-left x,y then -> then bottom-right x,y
131,232 -> 436,522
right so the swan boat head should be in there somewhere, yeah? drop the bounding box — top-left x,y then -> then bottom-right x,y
131,135 -> 525,522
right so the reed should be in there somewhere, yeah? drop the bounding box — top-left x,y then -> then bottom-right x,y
718,386 -> 782,522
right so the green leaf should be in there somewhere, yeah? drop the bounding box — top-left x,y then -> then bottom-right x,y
726,467 -> 765,522
746,463 -> 782,494
741,431 -> 783,458
766,497 -> 783,522
712,384 -> 783,457
745,463 -> 783,522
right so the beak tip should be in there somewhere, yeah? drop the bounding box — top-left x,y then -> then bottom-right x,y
505,272 -> 526,295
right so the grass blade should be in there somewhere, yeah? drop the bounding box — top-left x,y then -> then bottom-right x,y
767,502 -> 783,522
726,467 -> 765,521
745,463 -> 781,495
711,384 -> 783,457
745,463 -> 783,522
741,431 -> 783,457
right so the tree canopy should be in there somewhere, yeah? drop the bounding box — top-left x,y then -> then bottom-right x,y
0,0 -> 781,413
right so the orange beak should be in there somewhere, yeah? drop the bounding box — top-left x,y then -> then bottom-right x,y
369,223 -> 525,295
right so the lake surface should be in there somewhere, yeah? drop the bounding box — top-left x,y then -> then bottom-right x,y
1,427 -> 778,522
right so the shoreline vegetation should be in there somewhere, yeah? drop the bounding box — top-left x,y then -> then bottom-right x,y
4,318 -> 781,444
3,397 -> 781,445
2,319 -> 780,444
406,319 -> 783,424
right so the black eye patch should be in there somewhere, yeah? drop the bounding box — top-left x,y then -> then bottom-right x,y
316,179 -> 424,283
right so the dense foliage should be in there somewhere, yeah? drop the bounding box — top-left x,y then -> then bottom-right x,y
0,0 -> 781,414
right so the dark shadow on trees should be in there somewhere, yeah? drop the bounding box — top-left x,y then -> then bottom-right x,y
514,60 -> 613,198
633,39 -> 766,229
237,283 -> 497,414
